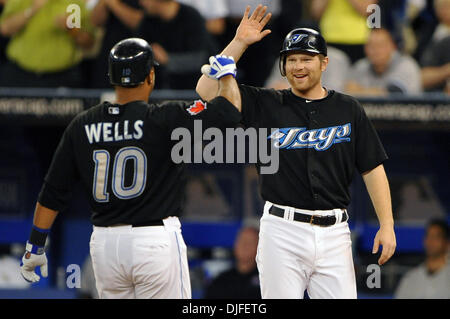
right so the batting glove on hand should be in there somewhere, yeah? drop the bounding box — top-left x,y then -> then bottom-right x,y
201,55 -> 237,80
20,241 -> 48,283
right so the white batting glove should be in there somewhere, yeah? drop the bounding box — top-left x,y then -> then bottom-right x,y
20,241 -> 48,283
201,55 -> 237,80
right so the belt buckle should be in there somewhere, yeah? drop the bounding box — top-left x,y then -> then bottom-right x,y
310,214 -> 327,227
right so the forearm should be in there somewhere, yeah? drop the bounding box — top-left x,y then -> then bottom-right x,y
310,0 -> 329,20
347,0 -> 378,17
21,202 -> 55,281
0,8 -> 34,36
421,65 -> 450,89
33,202 -> 59,230
90,0 -> 109,26
218,75 -> 241,112
362,164 -> 394,227
107,0 -> 143,30
196,38 -> 248,101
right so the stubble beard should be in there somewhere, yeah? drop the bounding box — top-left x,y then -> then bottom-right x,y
289,73 -> 322,96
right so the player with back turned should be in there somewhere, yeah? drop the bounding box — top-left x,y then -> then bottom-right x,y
197,5 -> 397,299
19,38 -> 241,298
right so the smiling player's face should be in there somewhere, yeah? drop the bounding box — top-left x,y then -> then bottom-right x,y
285,52 -> 327,95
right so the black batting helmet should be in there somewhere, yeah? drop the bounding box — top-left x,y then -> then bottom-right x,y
279,28 -> 327,76
108,38 -> 159,87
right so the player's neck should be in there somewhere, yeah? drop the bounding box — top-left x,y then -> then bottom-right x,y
291,84 -> 327,101
115,87 -> 151,105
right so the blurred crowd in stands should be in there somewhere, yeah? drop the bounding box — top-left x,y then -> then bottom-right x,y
0,0 -> 447,95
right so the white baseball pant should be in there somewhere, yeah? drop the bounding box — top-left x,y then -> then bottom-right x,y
89,216 -> 191,299
256,201 -> 357,299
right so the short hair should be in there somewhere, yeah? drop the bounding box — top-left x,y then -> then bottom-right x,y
369,27 -> 394,42
427,219 -> 450,240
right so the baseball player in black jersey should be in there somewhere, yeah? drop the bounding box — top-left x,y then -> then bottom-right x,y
19,38 -> 242,298
197,5 -> 397,299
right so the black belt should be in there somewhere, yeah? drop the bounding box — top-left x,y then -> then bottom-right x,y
269,206 -> 348,227
131,220 -> 164,227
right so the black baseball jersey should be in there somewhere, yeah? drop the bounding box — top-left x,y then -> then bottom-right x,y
240,85 -> 388,210
38,96 -> 241,226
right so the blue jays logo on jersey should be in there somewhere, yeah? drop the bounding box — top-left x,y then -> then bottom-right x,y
268,123 -> 351,151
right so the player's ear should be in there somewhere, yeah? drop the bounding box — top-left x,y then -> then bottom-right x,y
147,67 -> 155,85
145,69 -> 152,85
320,55 -> 329,72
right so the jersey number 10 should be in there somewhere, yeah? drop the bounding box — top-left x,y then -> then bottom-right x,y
92,146 -> 147,202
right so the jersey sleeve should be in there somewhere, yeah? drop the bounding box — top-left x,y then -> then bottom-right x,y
355,101 -> 388,174
37,120 -> 79,212
162,96 -> 242,132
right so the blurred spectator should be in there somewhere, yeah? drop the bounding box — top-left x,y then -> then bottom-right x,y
218,1 -> 281,87
262,0 -> 303,58
204,223 -> 261,299
395,219 -> 450,299
176,0 -> 228,54
265,45 -> 351,92
396,178 -> 446,223
273,0 -> 303,38
137,0 -> 210,89
376,0 -> 441,56
177,0 -> 228,36
89,0 -> 144,88
419,0 -> 450,92
0,0 -> 95,88
310,0 -> 377,63
377,0 -> 422,54
0,244 -> 29,288
345,28 -> 422,95
429,0 -> 450,43
411,0 -> 439,61
378,0 -> 407,36
225,0 -> 280,18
